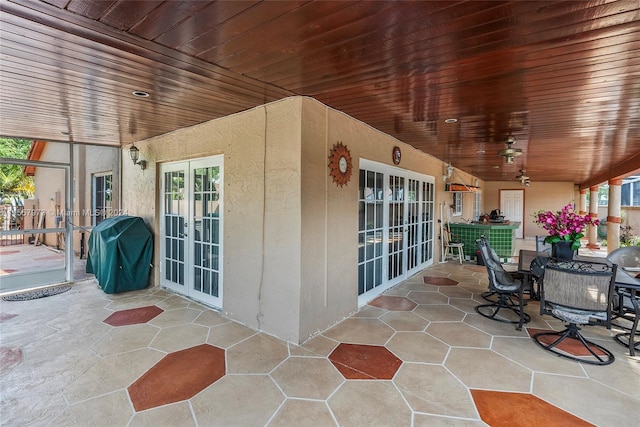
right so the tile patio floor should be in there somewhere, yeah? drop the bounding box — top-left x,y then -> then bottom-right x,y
0,241 -> 638,426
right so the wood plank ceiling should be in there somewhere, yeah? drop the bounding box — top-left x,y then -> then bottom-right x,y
1,0 -> 639,186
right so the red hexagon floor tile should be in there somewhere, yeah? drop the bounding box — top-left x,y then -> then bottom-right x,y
369,295 -> 417,311
0,347 -> 23,376
471,389 -> 594,426
128,344 -> 226,411
527,328 -> 607,357
0,313 -> 18,322
103,305 -> 164,326
423,276 -> 459,286
329,343 -> 402,380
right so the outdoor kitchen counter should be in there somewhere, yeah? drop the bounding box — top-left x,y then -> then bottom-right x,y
447,222 -> 520,262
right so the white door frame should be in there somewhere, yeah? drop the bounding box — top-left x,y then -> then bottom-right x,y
159,156 -> 223,308
500,189 -> 524,238
358,159 -> 434,305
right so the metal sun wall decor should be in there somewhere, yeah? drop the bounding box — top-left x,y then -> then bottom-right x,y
328,142 -> 352,187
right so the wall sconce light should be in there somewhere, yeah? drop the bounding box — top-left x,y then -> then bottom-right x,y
129,144 -> 146,170
442,163 -> 454,181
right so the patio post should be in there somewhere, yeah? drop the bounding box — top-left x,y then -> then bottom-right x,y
578,188 -> 587,215
586,185 -> 600,249
606,179 -> 622,253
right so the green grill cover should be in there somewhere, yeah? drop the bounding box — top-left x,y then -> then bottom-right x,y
86,216 -> 153,294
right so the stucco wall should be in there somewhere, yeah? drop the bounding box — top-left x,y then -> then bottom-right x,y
297,98 -> 482,340
484,181 -> 577,239
122,96 -> 484,343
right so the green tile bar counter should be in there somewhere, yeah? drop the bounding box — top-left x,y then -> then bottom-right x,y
447,222 -> 521,262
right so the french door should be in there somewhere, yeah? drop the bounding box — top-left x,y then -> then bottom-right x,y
358,159 -> 434,305
160,156 -> 223,308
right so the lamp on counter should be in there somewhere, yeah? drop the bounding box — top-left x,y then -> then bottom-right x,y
129,144 -> 147,170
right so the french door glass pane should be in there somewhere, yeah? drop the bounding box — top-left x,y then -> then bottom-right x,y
193,166 -> 220,298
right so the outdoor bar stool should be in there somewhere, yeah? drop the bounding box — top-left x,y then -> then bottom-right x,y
443,226 -> 464,264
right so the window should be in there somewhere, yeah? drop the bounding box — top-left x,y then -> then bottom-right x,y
93,173 -> 112,225
452,192 -> 463,216
473,191 -> 482,221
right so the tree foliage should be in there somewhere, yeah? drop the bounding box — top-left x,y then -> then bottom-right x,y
0,137 -> 34,202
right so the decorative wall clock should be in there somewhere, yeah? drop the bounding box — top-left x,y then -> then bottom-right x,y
392,146 -> 401,165
328,142 -> 352,187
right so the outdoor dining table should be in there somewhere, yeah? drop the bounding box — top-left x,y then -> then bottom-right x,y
516,249 -> 550,300
524,252 -> 640,356
610,266 -> 640,356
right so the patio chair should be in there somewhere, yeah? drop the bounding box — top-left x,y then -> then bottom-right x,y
475,236 -> 530,330
607,246 -> 640,356
479,238 -> 521,302
443,226 -> 464,264
533,259 -> 617,365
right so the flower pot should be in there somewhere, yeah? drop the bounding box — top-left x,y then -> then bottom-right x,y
552,241 -> 576,260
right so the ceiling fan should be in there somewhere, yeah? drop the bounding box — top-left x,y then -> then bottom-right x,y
516,169 -> 531,186
497,135 -> 523,163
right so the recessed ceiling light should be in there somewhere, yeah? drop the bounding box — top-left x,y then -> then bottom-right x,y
493,165 -> 500,169
132,90 -> 150,98
444,118 -> 457,124
477,149 -> 486,154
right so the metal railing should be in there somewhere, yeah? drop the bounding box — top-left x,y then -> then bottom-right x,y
0,205 -> 24,246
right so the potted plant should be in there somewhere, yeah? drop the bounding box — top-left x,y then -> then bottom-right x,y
534,203 -> 599,259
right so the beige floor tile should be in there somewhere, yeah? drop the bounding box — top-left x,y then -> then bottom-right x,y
383,286 -> 411,297
533,373 -> 640,426
406,290 -> 449,305
91,323 -> 160,357
226,333 -> 289,374
52,390 -> 133,427
446,347 -> 532,392
156,294 -> 191,310
321,318 -> 395,345
463,313 -> 528,337
149,323 -> 209,353
438,286 -> 474,299
129,401 -> 196,426
147,307 -> 201,328
395,363 -> 478,418
399,281 -> 438,291
194,308 -> 230,327
191,375 -> 284,426
63,348 -> 165,403
270,357 -> 344,399
293,334 -> 339,357
413,414 -> 486,426
0,379 -> 68,426
380,311 -> 429,331
448,297 -> 483,314
386,332 -> 450,363
491,336 -> 586,376
104,295 -> 169,311
582,354 -> 640,398
427,322 -> 492,348
328,381 -> 412,427
350,305 -> 385,318
207,320 -> 257,348
414,304 -> 466,322
268,399 -> 337,427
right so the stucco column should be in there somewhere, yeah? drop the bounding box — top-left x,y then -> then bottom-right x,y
606,179 -> 622,253
579,189 -> 587,215
586,185 -> 600,249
